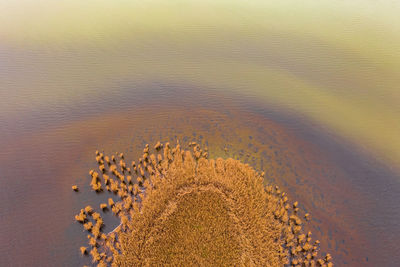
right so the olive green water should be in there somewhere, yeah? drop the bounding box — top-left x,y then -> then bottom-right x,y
0,1 -> 399,266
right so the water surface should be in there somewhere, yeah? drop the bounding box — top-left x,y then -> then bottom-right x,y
0,1 -> 399,266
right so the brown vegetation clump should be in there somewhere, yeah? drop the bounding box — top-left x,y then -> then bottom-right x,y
83,222 -> 93,232
75,209 -> 86,223
80,246 -> 87,255
154,141 -> 162,151
92,212 -> 101,221
108,198 -> 114,207
72,185 -> 79,192
74,142 -> 332,266
84,205 -> 94,215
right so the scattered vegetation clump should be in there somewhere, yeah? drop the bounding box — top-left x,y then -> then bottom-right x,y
84,205 -> 93,215
75,209 -> 86,223
73,142 -> 332,266
80,246 -> 87,255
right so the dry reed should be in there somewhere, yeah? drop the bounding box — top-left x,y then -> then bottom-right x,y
73,142 -> 332,266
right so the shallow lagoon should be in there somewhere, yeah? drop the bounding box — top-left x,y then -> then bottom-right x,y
0,1 -> 399,266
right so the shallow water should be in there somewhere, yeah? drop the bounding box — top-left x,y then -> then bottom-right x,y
1,1 -> 399,266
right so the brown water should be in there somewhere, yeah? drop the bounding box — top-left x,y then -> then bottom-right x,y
1,1 -> 400,266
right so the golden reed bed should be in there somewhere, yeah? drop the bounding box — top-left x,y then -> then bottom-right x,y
73,142 -> 332,266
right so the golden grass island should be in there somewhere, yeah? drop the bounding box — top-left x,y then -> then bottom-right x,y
73,142 -> 332,266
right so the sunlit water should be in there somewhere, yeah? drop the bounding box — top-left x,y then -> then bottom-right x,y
0,1 -> 399,266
